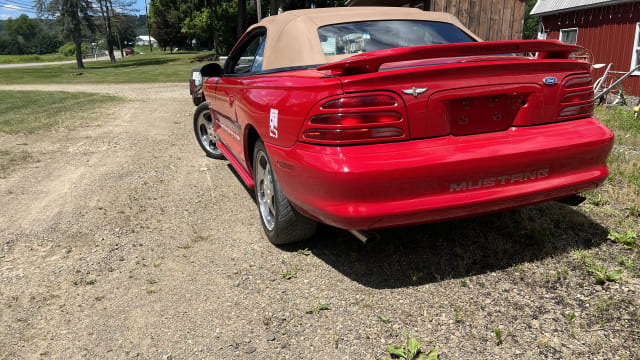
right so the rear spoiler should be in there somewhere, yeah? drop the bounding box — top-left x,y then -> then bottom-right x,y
317,40 -> 583,75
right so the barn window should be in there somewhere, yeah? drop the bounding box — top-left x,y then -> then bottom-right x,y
559,28 -> 578,44
631,22 -> 640,75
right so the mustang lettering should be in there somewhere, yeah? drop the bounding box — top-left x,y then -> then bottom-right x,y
450,169 -> 549,192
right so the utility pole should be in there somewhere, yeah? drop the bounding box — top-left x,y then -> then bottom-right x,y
144,0 -> 152,52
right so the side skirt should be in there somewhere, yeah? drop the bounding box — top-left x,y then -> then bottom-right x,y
217,141 -> 255,188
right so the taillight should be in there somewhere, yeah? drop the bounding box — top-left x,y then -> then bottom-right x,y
321,95 -> 396,109
564,76 -> 592,89
558,75 -> 593,121
300,92 -> 408,145
309,112 -> 401,125
560,90 -> 592,103
303,127 -> 403,141
558,103 -> 594,117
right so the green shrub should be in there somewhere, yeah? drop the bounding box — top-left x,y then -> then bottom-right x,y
58,42 -> 89,57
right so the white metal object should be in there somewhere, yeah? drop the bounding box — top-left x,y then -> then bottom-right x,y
594,64 -> 640,103
593,63 -> 612,96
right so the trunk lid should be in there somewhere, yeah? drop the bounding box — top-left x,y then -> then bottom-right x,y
328,54 -> 591,138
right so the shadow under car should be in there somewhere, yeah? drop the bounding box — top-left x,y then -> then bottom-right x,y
280,202 -> 607,289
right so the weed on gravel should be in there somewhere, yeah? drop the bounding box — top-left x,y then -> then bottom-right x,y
381,335 -> 438,360
305,303 -> 330,316
618,256 -> 637,271
586,263 -> 623,284
280,267 -> 298,279
608,230 -> 637,249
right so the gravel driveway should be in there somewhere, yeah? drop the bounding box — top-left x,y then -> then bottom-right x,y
0,83 -> 638,359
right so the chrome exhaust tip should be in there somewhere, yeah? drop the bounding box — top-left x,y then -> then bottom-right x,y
349,230 -> 379,244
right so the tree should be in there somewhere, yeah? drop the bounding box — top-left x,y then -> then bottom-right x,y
6,15 -> 41,45
149,0 -> 186,52
37,0 -> 96,68
146,0 -> 341,57
104,0 -> 136,58
523,0 -> 540,40
212,0 -> 239,55
112,14 -> 136,56
237,0 -> 246,39
4,15 -> 42,54
182,8 -> 214,51
96,0 -> 117,62
0,36 -> 21,55
1,15 -> 63,55
32,32 -> 64,54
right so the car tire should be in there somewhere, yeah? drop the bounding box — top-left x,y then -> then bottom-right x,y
253,139 -> 317,244
193,102 -> 224,159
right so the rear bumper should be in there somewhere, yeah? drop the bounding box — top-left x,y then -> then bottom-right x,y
265,117 -> 614,230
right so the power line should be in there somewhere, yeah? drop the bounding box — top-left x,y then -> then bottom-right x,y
6,0 -> 35,7
0,2 -> 39,14
0,0 -> 36,9
0,1 -> 37,11
0,4 -> 36,12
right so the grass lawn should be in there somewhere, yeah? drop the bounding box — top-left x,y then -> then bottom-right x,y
596,106 -> 640,147
0,90 -> 121,134
584,106 -> 640,230
0,53 -> 74,65
0,51 -> 215,84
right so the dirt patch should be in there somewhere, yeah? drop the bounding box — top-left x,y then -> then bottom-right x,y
0,149 -> 34,178
0,84 -> 638,359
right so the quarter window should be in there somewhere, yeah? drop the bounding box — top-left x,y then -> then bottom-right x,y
559,28 -> 578,45
229,31 -> 267,74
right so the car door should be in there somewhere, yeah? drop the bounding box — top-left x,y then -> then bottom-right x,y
214,28 -> 267,169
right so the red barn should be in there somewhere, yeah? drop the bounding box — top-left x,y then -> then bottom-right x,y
531,0 -> 640,96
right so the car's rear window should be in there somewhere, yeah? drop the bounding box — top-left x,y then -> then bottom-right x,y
318,20 -> 474,56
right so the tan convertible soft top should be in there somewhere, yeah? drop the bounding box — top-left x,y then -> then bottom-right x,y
246,7 -> 482,70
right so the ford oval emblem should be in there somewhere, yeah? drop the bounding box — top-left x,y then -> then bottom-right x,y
543,76 -> 557,86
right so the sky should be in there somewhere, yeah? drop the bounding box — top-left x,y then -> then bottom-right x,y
0,0 -> 147,20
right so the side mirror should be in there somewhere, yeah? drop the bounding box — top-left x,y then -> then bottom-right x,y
200,62 -> 223,77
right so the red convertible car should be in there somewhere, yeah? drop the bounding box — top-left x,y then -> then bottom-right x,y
193,7 -> 614,244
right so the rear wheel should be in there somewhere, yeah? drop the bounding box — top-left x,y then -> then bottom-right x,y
193,102 -> 224,159
253,140 -> 317,244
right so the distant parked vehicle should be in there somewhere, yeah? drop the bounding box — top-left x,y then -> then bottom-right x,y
124,47 -> 135,56
189,68 -> 205,106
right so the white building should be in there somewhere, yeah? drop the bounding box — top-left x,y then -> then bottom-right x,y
135,36 -> 158,47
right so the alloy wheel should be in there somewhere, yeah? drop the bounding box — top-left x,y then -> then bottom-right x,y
196,109 -> 221,156
255,151 -> 276,230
